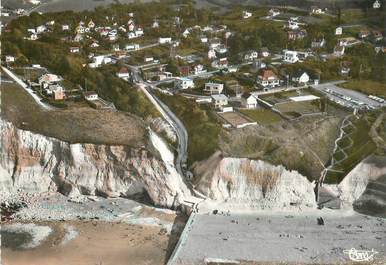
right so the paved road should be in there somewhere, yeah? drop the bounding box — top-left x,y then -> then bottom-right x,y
126,64 -> 189,176
311,81 -> 386,110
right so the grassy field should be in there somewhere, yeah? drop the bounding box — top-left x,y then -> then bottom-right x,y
340,80 -> 386,98
275,100 -> 322,116
1,83 -> 147,147
156,92 -> 222,165
240,109 -> 282,125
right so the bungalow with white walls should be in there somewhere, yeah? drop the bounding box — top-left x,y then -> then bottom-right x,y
241,93 -> 258,109
84,91 -> 98,101
211,94 -> 229,109
70,47 -> 80,53
292,71 -> 310,85
159,37 -> 172,44
176,77 -> 194,90
243,11 -> 252,19
204,83 -> 224,95
117,67 -> 130,79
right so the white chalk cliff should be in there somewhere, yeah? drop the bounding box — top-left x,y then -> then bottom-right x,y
193,152 -> 317,210
0,118 -> 191,208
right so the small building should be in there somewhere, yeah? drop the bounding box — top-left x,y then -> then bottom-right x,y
268,8 -> 280,17
208,49 -> 217,59
257,69 -> 280,88
335,27 -> 343,36
241,93 -> 258,109
372,31 -> 383,41
193,64 -> 206,75
373,0 -> 381,9
176,77 -> 194,90
260,47 -> 270,57
159,37 -> 172,44
117,67 -> 130,79
283,50 -> 300,63
84,91 -> 98,101
70,47 -> 80,53
288,18 -> 300,30
62,24 -> 70,31
243,11 -> 252,19
51,85 -> 65,100
358,30 -> 370,39
244,50 -> 259,61
5,56 -> 15,63
204,83 -> 224,95
310,6 -> 325,14
292,71 -> 310,85
211,94 -> 228,109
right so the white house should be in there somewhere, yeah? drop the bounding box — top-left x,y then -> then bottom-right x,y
62,24 -> 70,31
125,44 -> 140,50
89,55 -> 112,68
159,37 -> 172,44
208,49 -> 217,59
288,18 -> 300,30
36,25 -> 47,34
201,37 -> 208,43
91,42 -> 100,48
241,93 -> 258,109
117,67 -> 130,79
244,50 -> 259,61
373,0 -> 381,8
211,94 -> 229,109
152,20 -> 159,28
335,27 -> 343,35
292,71 -> 310,85
193,64 -> 206,75
243,11 -> 252,19
268,8 -> 280,17
5,56 -> 15,63
144,57 -> 154,63
176,77 -> 194,90
29,0 -> 41,5
182,29 -> 191,38
260,47 -> 270,57
211,57 -> 228,69
84,91 -> 98,101
310,6 -> 325,14
70,47 -> 80,53
204,83 -> 224,95
283,50 -> 300,63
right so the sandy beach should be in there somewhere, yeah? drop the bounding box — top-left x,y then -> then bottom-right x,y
2,221 -> 173,265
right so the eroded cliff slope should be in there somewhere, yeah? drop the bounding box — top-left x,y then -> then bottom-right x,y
0,118 -> 191,208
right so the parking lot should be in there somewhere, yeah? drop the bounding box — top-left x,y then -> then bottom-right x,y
312,82 -> 386,110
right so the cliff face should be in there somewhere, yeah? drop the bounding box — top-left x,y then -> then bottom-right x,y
193,152 -> 317,210
0,118 -> 191,208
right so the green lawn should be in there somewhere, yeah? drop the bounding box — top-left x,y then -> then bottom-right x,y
240,109 -> 282,125
340,80 -> 386,98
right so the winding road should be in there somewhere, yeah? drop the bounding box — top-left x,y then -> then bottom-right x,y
126,65 -> 189,177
